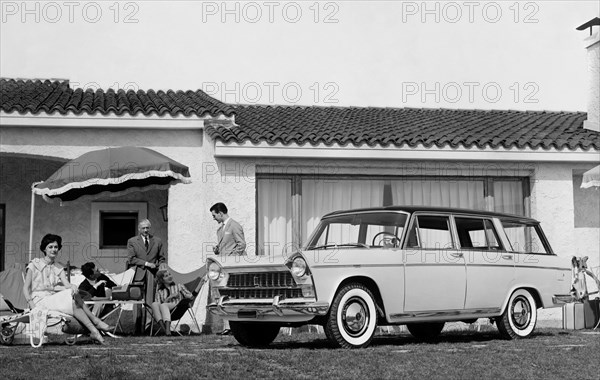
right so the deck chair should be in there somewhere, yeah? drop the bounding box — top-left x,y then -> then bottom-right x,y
150,265 -> 207,336
0,265 -> 88,347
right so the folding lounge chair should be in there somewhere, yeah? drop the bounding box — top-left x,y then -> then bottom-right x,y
0,264 -> 98,347
0,293 -> 89,347
150,265 -> 207,336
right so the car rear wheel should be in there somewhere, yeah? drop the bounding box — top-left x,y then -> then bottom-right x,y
325,283 -> 378,349
406,322 -> 445,340
496,289 -> 537,339
230,321 -> 280,348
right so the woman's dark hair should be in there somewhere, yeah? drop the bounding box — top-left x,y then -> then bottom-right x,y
39,233 -> 62,253
81,262 -> 96,279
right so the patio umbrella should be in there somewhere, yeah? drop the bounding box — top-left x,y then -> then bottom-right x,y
28,146 -> 192,259
33,147 -> 191,202
581,165 -> 600,189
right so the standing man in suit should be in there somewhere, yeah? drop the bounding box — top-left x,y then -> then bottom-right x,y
127,219 -> 166,273
210,202 -> 246,256
127,219 -> 166,333
210,202 -> 246,334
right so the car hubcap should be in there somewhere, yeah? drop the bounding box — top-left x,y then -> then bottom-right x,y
342,297 -> 369,336
511,296 -> 531,329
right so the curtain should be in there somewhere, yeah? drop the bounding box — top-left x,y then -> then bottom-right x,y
494,181 -> 524,250
391,179 -> 485,209
257,179 -> 292,256
494,181 -> 524,215
302,180 -> 385,246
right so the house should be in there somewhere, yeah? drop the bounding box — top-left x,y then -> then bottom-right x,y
1,18 -> 598,326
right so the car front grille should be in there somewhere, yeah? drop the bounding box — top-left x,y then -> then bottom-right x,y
220,288 -> 303,299
221,271 -> 303,300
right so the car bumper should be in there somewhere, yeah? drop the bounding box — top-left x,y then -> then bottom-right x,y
552,294 -> 577,305
207,295 -> 329,322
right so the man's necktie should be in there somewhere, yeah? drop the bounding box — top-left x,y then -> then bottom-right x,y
144,238 -> 149,250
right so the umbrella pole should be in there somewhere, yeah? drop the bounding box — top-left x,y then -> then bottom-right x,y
28,187 -> 36,262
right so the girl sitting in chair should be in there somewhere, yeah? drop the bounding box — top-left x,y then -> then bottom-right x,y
151,269 -> 192,335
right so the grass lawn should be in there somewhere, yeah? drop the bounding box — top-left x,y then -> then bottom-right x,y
1,325 -> 598,379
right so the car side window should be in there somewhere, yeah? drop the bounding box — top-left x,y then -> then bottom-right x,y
454,217 -> 503,250
406,215 -> 453,249
500,220 -> 550,254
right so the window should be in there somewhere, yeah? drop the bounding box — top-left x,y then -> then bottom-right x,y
100,212 -> 138,248
407,215 -> 453,250
91,202 -> 147,251
500,220 -> 551,254
455,217 -> 502,250
256,176 -> 528,256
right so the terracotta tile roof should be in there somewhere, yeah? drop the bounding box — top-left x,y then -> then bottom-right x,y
0,78 -> 235,117
2,79 -> 597,150
206,105 -> 599,150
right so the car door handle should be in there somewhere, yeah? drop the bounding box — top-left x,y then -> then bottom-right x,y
501,254 -> 513,260
450,252 -> 463,258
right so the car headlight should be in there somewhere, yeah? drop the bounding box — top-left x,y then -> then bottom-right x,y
207,262 -> 222,281
290,257 -> 307,277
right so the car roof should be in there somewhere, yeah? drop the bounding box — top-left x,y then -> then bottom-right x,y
323,206 -> 539,223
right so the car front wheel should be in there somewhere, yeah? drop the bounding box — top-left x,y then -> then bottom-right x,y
325,283 -> 378,348
230,321 -> 280,348
496,289 -> 537,339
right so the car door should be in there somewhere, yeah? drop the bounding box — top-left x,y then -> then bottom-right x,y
456,216 -> 515,311
403,213 -> 466,313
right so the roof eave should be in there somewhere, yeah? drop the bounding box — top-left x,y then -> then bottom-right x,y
213,141 -> 600,163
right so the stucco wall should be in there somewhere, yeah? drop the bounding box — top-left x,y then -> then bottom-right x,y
529,163 -> 576,256
529,163 -> 600,274
572,172 -> 600,287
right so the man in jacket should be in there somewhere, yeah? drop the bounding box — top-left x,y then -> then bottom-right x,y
127,219 -> 166,273
210,202 -> 246,334
210,203 -> 246,256
127,219 -> 166,333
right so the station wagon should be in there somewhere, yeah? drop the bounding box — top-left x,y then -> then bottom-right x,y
207,206 -> 572,348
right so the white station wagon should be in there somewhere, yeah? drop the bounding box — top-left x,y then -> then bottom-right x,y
207,207 -> 572,348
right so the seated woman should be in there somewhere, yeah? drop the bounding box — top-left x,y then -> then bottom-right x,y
78,262 -> 117,317
23,234 -> 113,345
151,269 -> 193,336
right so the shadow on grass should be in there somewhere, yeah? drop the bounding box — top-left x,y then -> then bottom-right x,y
265,328 -> 561,350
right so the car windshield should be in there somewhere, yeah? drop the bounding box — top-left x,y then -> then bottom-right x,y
306,212 -> 408,249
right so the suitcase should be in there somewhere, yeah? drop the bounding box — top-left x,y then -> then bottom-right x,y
583,299 -> 600,329
111,284 -> 143,301
562,302 -> 585,330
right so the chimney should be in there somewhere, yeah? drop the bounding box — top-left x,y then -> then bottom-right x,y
577,17 -> 600,132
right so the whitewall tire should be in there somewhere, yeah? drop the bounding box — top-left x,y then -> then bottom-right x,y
497,289 -> 537,339
325,283 -> 378,348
